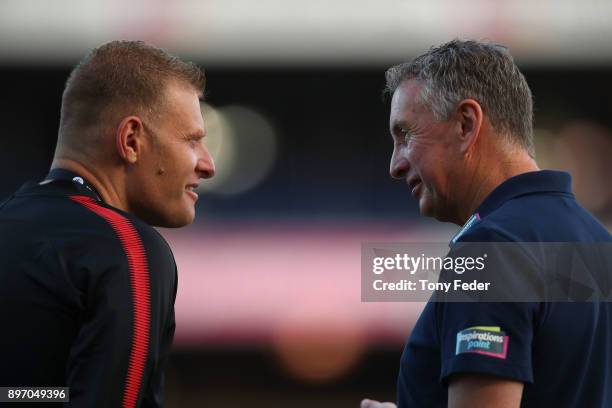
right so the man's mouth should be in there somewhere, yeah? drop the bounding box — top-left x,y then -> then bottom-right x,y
407,178 -> 422,198
186,184 -> 199,201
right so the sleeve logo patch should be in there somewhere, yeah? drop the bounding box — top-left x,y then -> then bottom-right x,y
456,326 -> 508,359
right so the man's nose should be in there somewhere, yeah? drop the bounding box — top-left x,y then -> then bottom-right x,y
197,146 -> 216,179
390,149 -> 409,179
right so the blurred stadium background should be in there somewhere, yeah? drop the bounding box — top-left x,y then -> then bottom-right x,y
1,1 -> 611,406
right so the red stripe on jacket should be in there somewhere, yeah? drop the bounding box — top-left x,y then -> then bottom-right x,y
70,195 -> 151,408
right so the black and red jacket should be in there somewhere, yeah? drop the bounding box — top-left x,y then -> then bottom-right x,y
0,168 -> 177,407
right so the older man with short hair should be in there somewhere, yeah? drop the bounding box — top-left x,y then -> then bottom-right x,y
363,39 -> 612,408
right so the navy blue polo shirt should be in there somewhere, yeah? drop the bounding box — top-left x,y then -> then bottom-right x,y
397,170 -> 612,407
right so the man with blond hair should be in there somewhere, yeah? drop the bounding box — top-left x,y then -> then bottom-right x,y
0,41 -> 214,407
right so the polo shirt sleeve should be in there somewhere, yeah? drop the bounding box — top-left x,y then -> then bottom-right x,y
437,225 -> 541,384
437,300 -> 539,384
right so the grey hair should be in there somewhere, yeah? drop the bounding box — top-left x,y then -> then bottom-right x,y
385,39 -> 535,157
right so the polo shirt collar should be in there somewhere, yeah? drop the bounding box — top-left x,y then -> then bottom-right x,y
476,170 -> 573,218
44,168 -> 103,202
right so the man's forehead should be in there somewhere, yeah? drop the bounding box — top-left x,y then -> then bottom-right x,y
163,82 -> 205,128
393,79 -> 422,106
390,80 -> 422,122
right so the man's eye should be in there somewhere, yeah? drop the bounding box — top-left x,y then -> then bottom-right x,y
400,129 -> 412,143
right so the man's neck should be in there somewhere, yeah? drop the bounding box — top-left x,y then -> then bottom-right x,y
50,157 -> 128,212
456,148 -> 539,225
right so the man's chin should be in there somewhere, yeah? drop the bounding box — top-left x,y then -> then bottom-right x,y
163,211 -> 195,228
418,198 -> 435,218
418,199 -> 453,223
138,208 -> 195,228
157,218 -> 192,228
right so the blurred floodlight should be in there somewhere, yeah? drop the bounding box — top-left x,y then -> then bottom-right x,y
200,103 -> 225,159
198,104 -> 277,195
272,306 -> 364,383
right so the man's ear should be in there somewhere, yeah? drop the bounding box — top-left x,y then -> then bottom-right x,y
454,99 -> 483,154
116,116 -> 144,164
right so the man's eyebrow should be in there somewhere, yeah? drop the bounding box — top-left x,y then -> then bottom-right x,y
391,120 -> 410,133
188,131 -> 206,138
